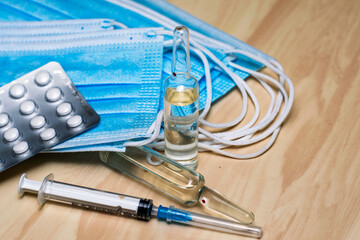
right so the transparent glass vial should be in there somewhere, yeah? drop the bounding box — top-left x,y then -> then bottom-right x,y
99,147 -> 256,224
164,26 -> 199,170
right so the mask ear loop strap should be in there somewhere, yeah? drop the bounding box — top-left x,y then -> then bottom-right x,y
189,47 -> 212,120
123,110 -> 164,147
194,61 -> 286,158
190,40 -> 260,129
198,63 -> 292,147
197,57 -> 288,157
200,67 -> 285,140
190,46 -> 257,132
184,43 -> 293,156
199,72 -> 279,146
112,21 -> 128,29
190,44 -> 274,142
198,128 -> 280,159
214,51 -> 294,141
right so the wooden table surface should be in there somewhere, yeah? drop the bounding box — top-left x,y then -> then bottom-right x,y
1,0 -> 360,239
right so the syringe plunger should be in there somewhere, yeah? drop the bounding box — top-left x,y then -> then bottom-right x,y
18,173 -> 153,220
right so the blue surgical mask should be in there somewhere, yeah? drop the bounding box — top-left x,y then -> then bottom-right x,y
0,27 -> 165,149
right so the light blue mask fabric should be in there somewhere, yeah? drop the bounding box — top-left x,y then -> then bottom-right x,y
0,27 -> 164,149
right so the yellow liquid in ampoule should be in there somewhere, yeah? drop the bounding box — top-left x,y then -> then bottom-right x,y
164,87 -> 199,170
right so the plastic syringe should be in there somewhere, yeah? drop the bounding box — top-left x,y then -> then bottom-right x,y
18,173 -> 262,238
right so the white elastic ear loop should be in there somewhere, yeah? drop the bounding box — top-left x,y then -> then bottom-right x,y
123,110 -> 164,147
198,47 -> 292,131
198,71 -> 293,146
113,21 -> 128,29
191,46 -> 293,155
201,73 -> 279,144
200,94 -> 283,145
225,49 -> 293,91
204,69 -> 285,140
191,46 -> 257,129
164,40 -> 173,47
190,40 -> 268,140
228,62 -> 288,102
148,129 -> 281,159
196,63 -> 285,157
226,51 -> 295,134
198,81 -> 285,145
191,40 -> 261,129
189,47 -> 212,119
146,152 -> 164,166
198,128 -> 280,159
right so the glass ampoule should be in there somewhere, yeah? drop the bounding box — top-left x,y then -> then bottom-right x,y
164,26 -> 199,170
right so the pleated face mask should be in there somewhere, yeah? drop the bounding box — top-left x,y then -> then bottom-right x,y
0,27 -> 165,149
0,0 -> 294,159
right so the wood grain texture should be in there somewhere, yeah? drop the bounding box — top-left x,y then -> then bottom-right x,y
1,0 -> 360,239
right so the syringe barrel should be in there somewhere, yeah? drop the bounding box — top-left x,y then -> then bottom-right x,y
18,173 -> 153,220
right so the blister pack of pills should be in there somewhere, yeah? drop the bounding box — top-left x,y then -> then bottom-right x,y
0,62 -> 100,172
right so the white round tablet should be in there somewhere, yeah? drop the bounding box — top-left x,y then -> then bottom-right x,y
56,102 -> 72,116
35,71 -> 51,86
67,115 -> 83,128
40,128 -> 56,141
0,113 -> 9,127
30,115 -> 46,129
13,141 -> 29,155
20,100 -> 36,115
9,84 -> 26,99
46,88 -> 62,102
4,128 -> 19,142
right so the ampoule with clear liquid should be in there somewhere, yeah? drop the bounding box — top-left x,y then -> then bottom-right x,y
164,26 -> 199,170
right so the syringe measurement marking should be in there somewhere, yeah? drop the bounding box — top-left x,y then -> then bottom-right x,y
71,202 -> 136,218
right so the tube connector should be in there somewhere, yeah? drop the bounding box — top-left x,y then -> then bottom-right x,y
157,205 -> 192,223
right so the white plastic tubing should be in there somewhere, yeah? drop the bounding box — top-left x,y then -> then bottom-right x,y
115,0 -> 294,159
